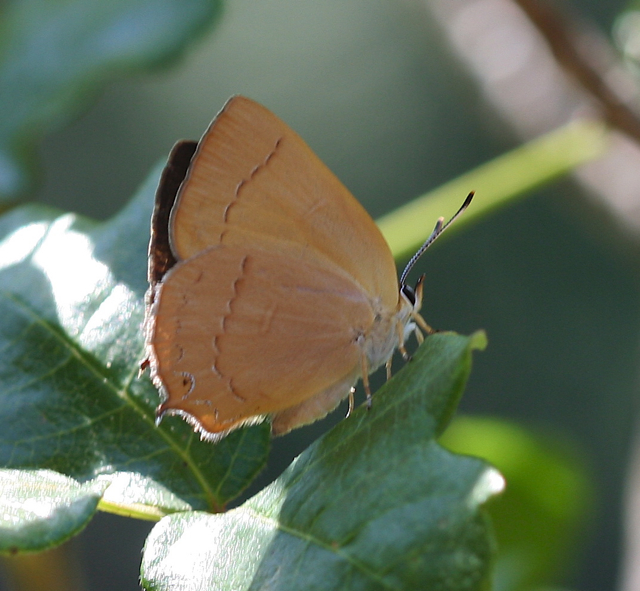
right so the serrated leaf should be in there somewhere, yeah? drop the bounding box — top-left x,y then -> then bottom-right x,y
0,0 -> 223,201
0,163 -> 271,552
141,332 -> 502,591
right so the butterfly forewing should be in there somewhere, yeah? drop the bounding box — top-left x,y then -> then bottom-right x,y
169,96 -> 398,307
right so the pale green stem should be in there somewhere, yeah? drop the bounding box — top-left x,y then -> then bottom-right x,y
97,498 -> 168,521
377,119 -> 610,261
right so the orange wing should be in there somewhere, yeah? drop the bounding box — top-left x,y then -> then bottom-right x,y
168,96 -> 398,309
148,243 -> 375,437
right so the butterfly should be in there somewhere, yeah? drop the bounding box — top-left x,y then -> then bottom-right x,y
141,96 -> 472,440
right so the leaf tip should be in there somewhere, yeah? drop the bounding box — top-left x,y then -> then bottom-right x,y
469,329 -> 488,352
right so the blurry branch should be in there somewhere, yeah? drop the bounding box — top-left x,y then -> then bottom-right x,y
515,0 -> 640,144
426,0 -> 640,235
461,7 -> 640,585
623,428 -> 640,591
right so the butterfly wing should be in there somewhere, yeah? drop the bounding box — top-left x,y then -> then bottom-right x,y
168,96 -> 398,309
147,140 -> 197,288
148,244 -> 375,437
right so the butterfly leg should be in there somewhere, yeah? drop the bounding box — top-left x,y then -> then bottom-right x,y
360,351 -> 373,409
345,387 -> 356,418
396,320 -> 412,362
271,371 -> 359,435
412,311 -> 434,335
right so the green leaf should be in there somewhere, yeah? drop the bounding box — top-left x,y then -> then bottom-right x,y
0,0 -> 223,201
141,332 -> 502,591
440,417 -> 593,591
0,469 -> 108,554
0,163 -> 270,551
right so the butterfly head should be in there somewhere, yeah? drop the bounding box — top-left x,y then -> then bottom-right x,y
394,192 -> 474,345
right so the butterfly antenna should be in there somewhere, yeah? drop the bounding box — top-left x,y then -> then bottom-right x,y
399,191 -> 474,286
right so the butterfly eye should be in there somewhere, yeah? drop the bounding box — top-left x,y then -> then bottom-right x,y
401,284 -> 416,306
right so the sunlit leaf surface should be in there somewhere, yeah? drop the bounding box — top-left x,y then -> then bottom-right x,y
141,333 -> 502,591
0,165 -> 270,553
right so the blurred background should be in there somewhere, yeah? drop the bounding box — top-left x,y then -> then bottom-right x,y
3,0 -> 640,589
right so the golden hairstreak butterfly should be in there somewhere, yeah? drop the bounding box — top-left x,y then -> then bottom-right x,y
142,96 -> 472,440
